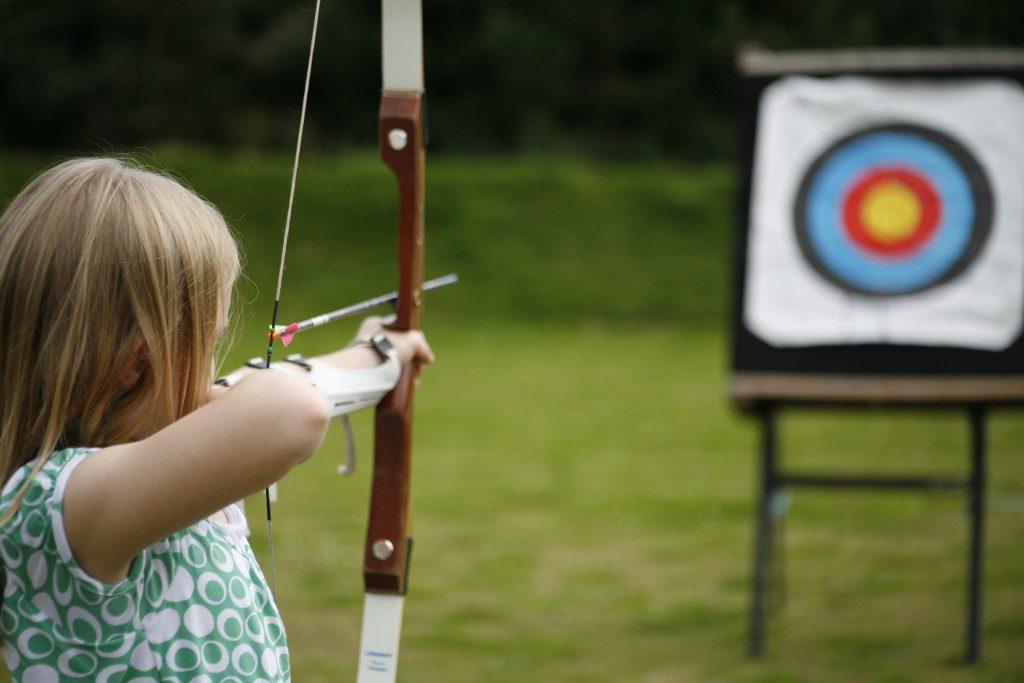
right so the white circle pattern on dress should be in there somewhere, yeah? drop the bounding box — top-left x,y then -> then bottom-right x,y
0,449 -> 291,681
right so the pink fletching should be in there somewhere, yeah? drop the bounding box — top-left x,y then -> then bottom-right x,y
280,323 -> 299,347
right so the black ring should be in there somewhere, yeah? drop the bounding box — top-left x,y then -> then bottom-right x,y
793,122 -> 994,297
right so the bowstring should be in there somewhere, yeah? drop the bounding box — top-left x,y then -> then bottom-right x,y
264,0 -> 324,600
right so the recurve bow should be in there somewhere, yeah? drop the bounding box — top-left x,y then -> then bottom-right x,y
356,1 -> 426,680
262,2 -> 427,679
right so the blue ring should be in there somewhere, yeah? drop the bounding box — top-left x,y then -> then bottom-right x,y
794,124 -> 992,297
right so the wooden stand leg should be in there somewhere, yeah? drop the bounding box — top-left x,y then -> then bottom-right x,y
965,405 -> 987,665
749,403 -> 777,658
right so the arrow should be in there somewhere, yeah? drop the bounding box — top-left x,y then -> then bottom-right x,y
269,273 -> 458,347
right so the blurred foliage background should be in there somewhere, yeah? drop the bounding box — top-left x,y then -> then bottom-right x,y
1,0 -> 1022,158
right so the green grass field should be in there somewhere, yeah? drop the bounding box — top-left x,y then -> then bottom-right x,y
1,152 -> 1022,680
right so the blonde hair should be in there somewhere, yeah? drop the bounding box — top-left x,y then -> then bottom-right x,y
0,157 -> 240,523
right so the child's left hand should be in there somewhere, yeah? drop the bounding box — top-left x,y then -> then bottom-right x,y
355,315 -> 435,366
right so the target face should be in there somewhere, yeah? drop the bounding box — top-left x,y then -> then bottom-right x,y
794,124 -> 993,296
743,76 -> 1024,351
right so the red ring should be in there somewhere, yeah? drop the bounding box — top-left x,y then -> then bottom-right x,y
842,167 -> 941,258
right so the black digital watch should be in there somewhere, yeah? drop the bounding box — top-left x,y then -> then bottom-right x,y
369,332 -> 395,361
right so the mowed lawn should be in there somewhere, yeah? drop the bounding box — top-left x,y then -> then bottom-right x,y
0,152 -> 1021,680
262,322 -> 1024,682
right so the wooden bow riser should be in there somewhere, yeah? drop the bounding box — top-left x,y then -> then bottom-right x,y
364,91 -> 425,595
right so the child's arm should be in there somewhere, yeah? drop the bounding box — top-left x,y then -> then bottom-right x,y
63,369 -> 331,583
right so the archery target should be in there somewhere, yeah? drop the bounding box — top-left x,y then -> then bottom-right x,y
795,123 -> 992,296
744,77 -> 1024,350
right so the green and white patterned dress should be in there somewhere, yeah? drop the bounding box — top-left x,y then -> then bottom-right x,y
0,447 -> 289,682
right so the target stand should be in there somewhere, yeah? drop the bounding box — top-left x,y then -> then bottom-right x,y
731,47 -> 1024,663
733,381 -> 1023,664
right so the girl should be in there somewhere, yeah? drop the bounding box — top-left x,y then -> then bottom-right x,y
0,157 -> 433,681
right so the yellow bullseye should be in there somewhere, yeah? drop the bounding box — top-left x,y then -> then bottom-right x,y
859,181 -> 921,243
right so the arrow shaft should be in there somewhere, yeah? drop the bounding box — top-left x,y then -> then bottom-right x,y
273,273 -> 457,340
